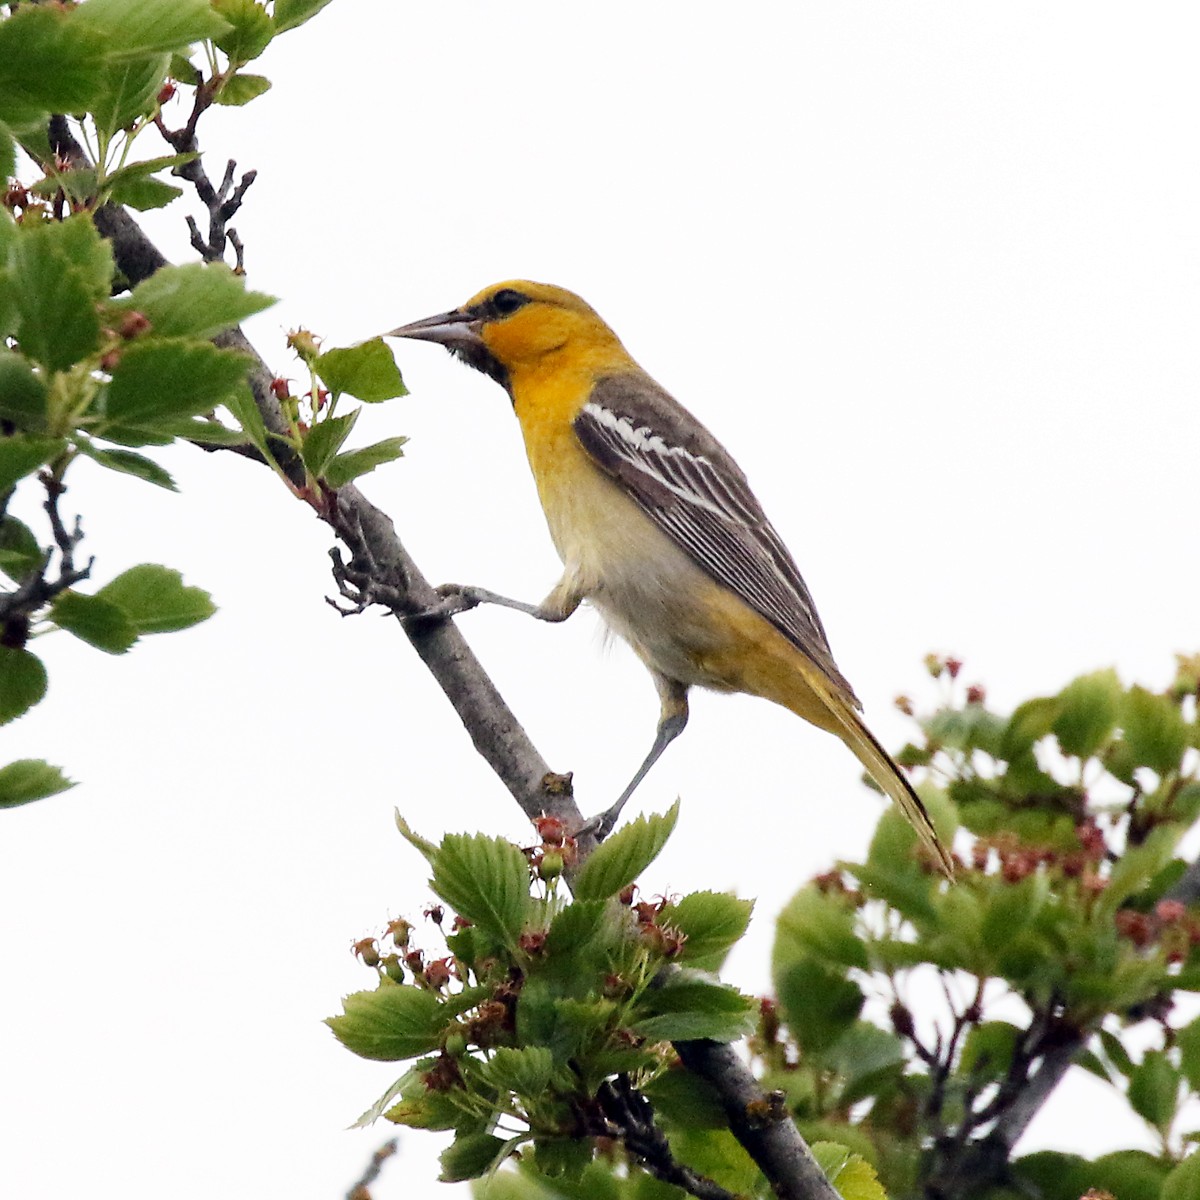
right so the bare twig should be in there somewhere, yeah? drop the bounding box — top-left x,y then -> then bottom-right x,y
587,1075 -> 738,1200
345,1138 -> 397,1200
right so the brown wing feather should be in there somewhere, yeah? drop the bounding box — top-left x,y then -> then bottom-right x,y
575,373 -> 859,706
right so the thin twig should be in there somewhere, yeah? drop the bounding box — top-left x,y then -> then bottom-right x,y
345,1138 -> 397,1200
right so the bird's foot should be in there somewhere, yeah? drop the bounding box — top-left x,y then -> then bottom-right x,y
400,583 -> 487,625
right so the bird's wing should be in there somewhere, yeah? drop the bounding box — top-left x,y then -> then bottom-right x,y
575,373 -> 859,705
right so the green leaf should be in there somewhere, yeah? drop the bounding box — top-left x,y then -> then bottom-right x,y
775,958 -> 863,1053
1128,1051 -> 1181,1133
1089,1150 -> 1175,1200
0,6 -> 108,122
12,222 -> 106,371
168,54 -> 202,86
1121,685 -> 1189,775
212,0 -> 274,63
481,1046 -> 554,1096
960,1021 -> 1020,1078
273,0 -> 337,34
811,1143 -> 887,1200
571,800 -> 679,901
214,73 -> 271,106
0,759 -> 75,809
300,409 -> 359,478
774,885 -> 868,970
222,381 -> 273,459
96,564 -> 215,634
643,1067 -> 726,1129
1053,668 -> 1121,758
0,435 -> 64,495
532,1138 -> 592,1182
77,443 -> 177,490
1163,1150 -> 1200,1200
0,126 -> 12,182
1099,1027 -> 1136,1079
326,985 -> 445,1061
439,1132 -> 514,1183
633,974 -> 756,1043
73,0 -> 232,56
110,175 -> 183,211
323,437 -> 408,488
394,811 -> 440,865
111,263 -> 275,340
1177,1014 -> 1200,1093
661,891 -> 753,970
430,833 -> 532,948
0,516 -> 44,583
92,52 -> 169,138
0,352 -> 48,432
316,340 -> 408,402
49,591 -> 138,654
0,647 -> 47,725
141,416 -> 247,446
103,338 -> 250,423
1000,696 -> 1063,761
384,1090 -> 463,1132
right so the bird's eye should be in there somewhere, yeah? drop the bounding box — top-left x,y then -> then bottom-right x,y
490,288 -> 528,317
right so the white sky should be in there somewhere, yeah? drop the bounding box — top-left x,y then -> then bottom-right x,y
3,2 -> 1199,1197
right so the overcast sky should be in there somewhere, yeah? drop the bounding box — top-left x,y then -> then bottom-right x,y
4,3 -> 1199,1197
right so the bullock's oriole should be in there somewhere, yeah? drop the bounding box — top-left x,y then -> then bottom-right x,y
388,281 -> 953,876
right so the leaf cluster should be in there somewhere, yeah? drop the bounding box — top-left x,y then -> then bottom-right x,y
761,658 -> 1200,1198
328,804 -> 786,1193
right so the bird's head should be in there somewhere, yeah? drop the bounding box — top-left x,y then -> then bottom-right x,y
386,281 -> 629,392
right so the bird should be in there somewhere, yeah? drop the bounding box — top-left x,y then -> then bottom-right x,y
386,281 -> 953,876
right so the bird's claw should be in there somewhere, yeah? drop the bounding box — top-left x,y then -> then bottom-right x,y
400,584 -> 484,625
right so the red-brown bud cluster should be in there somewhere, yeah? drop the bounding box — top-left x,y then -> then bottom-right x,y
966,684 -> 986,705
424,957 -> 453,989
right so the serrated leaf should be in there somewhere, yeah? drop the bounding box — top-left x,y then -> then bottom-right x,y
323,436 -> 407,488
214,73 -> 271,106
0,516 -> 44,583
326,986 -> 445,1061
96,564 -> 215,634
12,221 -> 107,371
300,409 -> 358,478
384,1091 -> 463,1132
92,52 -> 169,138
482,1046 -> 554,1096
430,833 -> 532,947
0,6 -> 108,121
633,974 -> 756,1043
544,899 -> 610,959
103,338 -> 250,423
212,0 -> 274,63
273,0 -> 337,34
394,811 -> 440,865
111,263 -> 275,340
222,381 -> 273,458
50,591 -> 138,654
1053,668 -> 1121,758
110,175 -> 182,211
0,759 -> 75,809
0,646 -> 47,725
77,442 -> 176,490
661,891 -> 753,970
0,435 -> 64,495
811,1143 -> 887,1200
1121,686 -> 1189,776
133,416 -> 247,446
0,352 -> 48,432
168,54 -> 202,85
317,340 -> 408,402
439,1132 -> 515,1183
73,0 -> 231,56
571,800 -> 679,901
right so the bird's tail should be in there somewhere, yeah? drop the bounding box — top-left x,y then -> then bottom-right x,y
817,684 -> 955,879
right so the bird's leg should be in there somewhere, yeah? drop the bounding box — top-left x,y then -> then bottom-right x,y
583,676 -> 689,840
404,575 -> 583,625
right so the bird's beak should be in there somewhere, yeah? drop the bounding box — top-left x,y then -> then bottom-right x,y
385,308 -> 484,351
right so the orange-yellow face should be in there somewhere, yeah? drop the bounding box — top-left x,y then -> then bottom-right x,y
387,281 -> 630,385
